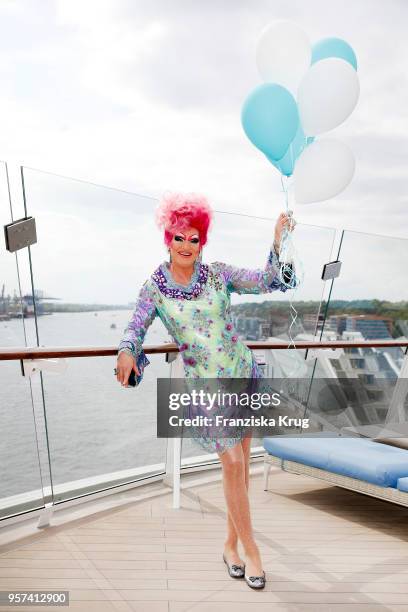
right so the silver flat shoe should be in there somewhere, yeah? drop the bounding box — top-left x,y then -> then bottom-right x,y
244,570 -> 266,589
222,554 -> 245,579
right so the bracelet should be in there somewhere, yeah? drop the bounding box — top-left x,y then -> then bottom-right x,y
118,347 -> 136,360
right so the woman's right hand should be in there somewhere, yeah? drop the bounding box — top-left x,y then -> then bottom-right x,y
116,351 -> 140,387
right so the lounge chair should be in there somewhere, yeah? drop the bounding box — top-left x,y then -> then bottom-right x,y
263,432 -> 408,507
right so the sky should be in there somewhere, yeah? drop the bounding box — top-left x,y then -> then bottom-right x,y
0,0 -> 407,304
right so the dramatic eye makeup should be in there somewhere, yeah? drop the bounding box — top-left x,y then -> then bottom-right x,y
174,233 -> 200,244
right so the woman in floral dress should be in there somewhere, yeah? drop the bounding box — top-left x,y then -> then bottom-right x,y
116,192 -> 296,589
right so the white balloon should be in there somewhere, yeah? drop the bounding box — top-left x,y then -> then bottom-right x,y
298,58 -> 360,135
256,20 -> 311,95
294,138 -> 355,204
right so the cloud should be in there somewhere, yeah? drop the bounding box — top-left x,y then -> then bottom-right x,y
0,0 -> 405,302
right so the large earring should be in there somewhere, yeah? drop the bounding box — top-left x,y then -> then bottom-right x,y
168,248 -> 172,263
197,249 -> 202,262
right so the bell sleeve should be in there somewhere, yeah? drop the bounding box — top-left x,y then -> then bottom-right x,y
211,244 -> 297,295
117,280 -> 157,371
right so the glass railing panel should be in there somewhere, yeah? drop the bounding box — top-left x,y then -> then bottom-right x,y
0,162 -> 47,519
39,353 -> 167,502
309,230 -> 408,436
21,168 -> 171,499
296,348 -> 408,438
323,230 -> 407,371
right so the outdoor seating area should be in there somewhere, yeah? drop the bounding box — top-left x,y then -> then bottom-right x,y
2,464 -> 408,610
263,433 -> 408,507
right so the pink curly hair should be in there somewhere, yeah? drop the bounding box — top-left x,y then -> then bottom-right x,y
155,191 -> 213,247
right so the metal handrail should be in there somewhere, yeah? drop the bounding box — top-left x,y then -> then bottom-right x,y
0,339 -> 407,360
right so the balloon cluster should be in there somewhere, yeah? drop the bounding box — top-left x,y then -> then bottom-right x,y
241,21 -> 359,204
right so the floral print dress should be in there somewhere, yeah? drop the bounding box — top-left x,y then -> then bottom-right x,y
118,245 -> 293,454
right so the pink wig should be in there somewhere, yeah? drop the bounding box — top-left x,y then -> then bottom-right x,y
155,191 -> 213,247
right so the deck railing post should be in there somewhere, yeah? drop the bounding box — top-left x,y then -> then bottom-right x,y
163,353 -> 183,508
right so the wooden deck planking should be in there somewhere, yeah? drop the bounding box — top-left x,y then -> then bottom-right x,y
1,467 -> 408,611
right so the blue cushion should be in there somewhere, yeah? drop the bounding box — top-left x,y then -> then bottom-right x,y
263,435 -> 408,488
263,433 -> 340,470
397,477 -> 408,493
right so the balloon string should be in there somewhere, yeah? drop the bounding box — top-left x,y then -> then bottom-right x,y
280,173 -> 289,213
289,142 -> 294,180
277,176 -> 304,379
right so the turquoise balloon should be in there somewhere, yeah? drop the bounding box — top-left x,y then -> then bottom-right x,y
241,83 -> 299,161
265,124 -> 314,176
312,37 -> 357,70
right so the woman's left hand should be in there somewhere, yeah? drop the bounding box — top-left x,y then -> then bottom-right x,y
274,211 -> 296,244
